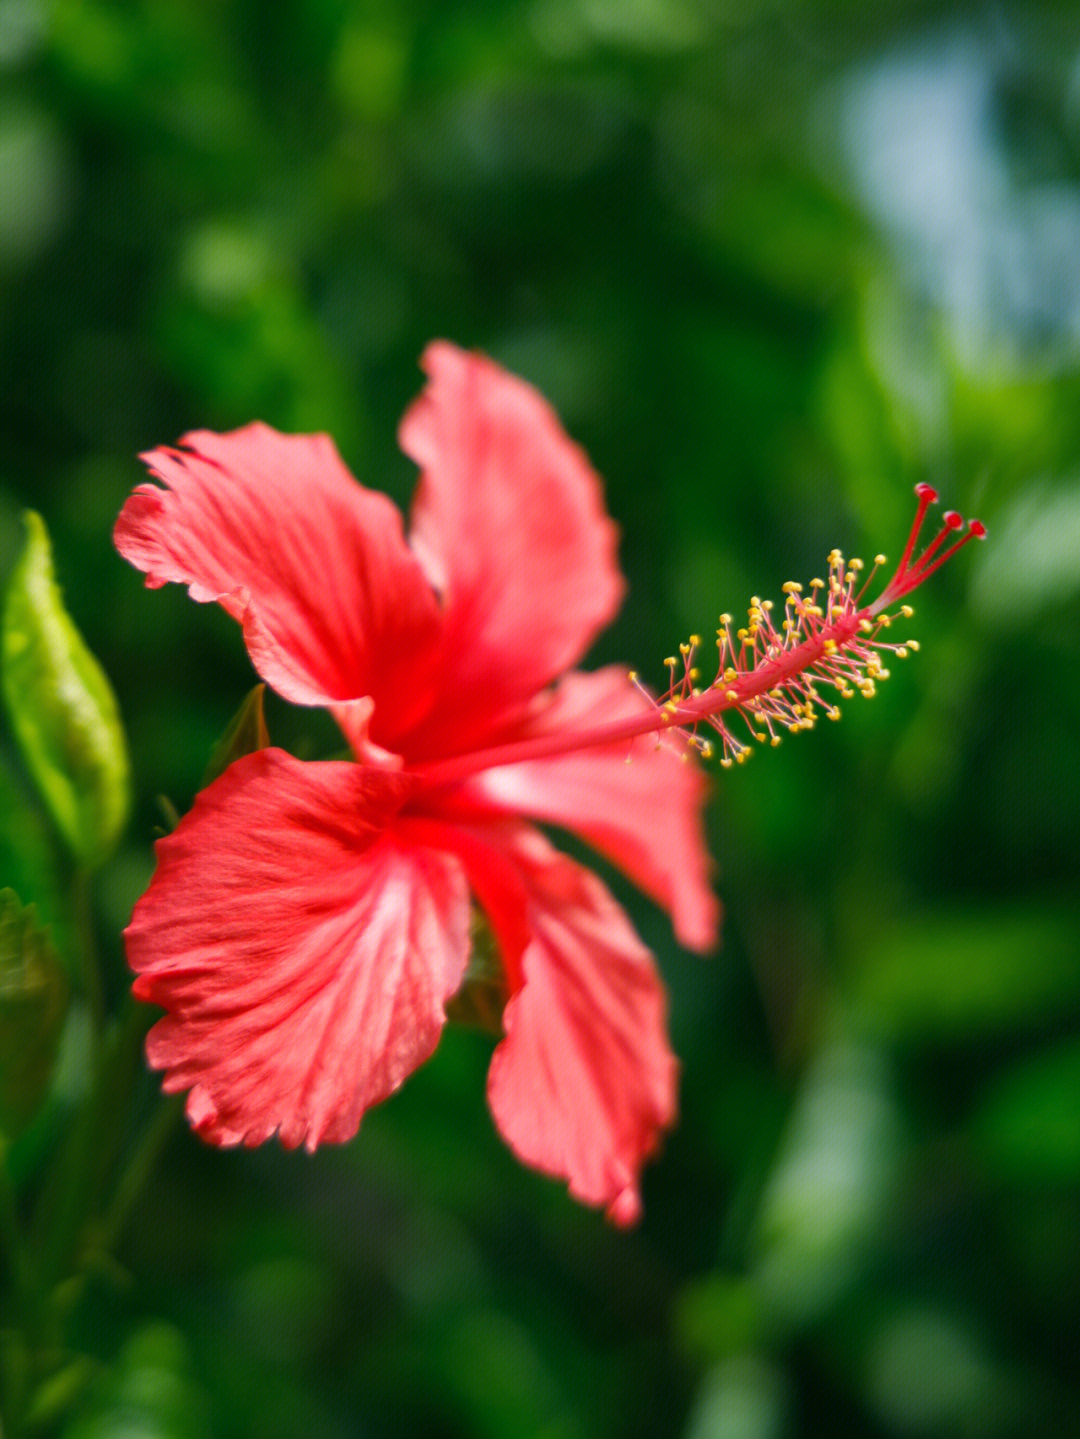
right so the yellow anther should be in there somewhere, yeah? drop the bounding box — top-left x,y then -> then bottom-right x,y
665,656 -> 677,667
850,557 -> 864,571
771,735 -> 781,747
690,634 -> 702,647
724,668 -> 737,682
896,646 -> 908,659
720,757 -> 733,769
907,639 -> 920,652
726,689 -> 739,702
810,578 -> 824,589
719,613 -> 732,626
859,619 -> 873,634
822,638 -> 838,655
680,642 -> 691,656
827,707 -> 841,721
755,732 -> 767,743
900,605 -> 914,618
874,554 -> 887,567
689,668 -> 700,681
627,670 -> 638,681
782,581 -> 803,594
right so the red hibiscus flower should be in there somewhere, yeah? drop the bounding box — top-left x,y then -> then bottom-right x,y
115,342 -> 720,1224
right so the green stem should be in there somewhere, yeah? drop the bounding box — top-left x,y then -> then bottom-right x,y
0,1140 -> 31,1297
0,1138 -> 39,1436
96,1093 -> 182,1257
70,868 -> 103,1037
34,998 -> 151,1287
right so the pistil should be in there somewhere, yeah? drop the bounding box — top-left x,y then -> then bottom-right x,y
413,486 -> 985,788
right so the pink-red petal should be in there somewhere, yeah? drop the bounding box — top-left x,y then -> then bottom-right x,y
125,749 -> 470,1150
479,827 -> 678,1224
397,343 -> 625,756
115,424 -> 441,729
459,666 -> 720,953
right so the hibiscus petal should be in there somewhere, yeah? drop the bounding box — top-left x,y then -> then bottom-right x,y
125,749 -> 470,1150
462,666 -> 720,953
480,827 -> 678,1224
115,424 -> 441,726
398,343 -> 625,752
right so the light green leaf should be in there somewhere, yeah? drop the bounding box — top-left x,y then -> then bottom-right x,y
2,511 -> 130,867
0,887 -> 69,1138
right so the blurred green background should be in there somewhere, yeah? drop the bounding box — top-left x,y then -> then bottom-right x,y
2,0 -> 1079,1435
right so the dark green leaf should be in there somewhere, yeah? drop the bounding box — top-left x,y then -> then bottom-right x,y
200,683 -> 270,788
973,1040 -> 1080,1184
0,887 -> 69,1138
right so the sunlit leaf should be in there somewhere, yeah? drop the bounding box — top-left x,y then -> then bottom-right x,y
0,887 -> 69,1138
2,511 -> 130,867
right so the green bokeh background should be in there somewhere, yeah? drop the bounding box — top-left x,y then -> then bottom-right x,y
2,1 -> 1079,1435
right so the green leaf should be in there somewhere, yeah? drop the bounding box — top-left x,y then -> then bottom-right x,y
2,512 -> 130,867
0,888 -> 70,1138
844,906 -> 1080,1044
972,1040 -> 1080,1184
59,1323 -> 210,1439
200,682 -> 270,788
0,749 -> 64,943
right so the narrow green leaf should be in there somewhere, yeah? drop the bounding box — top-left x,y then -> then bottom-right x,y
0,888 -> 70,1138
2,512 -> 130,866
200,682 -> 270,788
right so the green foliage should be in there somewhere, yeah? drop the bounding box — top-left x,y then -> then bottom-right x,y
0,0 -> 1077,1436
2,513 -> 130,869
0,889 -> 69,1138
